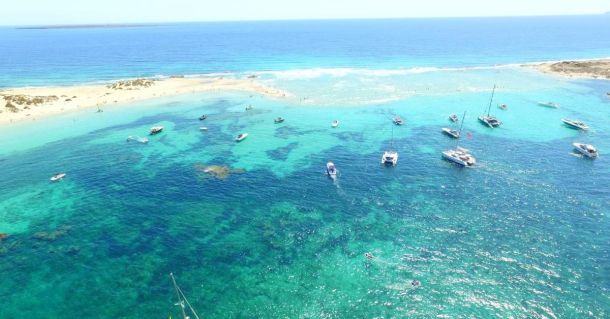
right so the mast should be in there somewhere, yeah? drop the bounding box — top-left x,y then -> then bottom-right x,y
170,273 -> 201,319
487,84 -> 496,116
456,111 -> 466,148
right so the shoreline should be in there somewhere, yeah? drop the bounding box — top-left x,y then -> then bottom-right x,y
0,76 -> 291,126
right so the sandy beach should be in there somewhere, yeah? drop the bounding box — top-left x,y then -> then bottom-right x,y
0,76 -> 291,125
532,59 -> 610,80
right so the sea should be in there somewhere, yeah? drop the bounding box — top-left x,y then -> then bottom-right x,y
0,16 -> 609,318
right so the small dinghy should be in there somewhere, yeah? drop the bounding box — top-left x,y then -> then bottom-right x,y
331,120 -> 339,128
245,105 -> 253,111
274,117 -> 285,124
442,127 -> 460,139
562,119 -> 589,131
449,114 -> 459,123
149,126 -> 164,135
573,143 -> 598,158
199,127 -> 208,131
393,116 -> 404,125
498,104 -> 508,110
199,114 -> 207,121
326,161 -> 338,179
50,173 -> 66,182
538,102 -> 559,108
235,133 -> 248,142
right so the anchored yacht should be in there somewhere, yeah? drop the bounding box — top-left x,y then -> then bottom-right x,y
562,119 -> 589,131
573,143 -> 598,158
479,85 -> 502,128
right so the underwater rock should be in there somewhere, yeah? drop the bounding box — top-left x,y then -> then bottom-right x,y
0,233 -> 9,241
32,225 -> 72,241
194,164 -> 245,180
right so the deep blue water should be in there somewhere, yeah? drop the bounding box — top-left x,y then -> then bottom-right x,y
1,15 -> 610,87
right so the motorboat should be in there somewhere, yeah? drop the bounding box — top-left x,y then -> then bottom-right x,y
274,117 -> 285,124
393,116 -> 404,125
50,173 -> 66,182
498,104 -> 508,110
442,147 -> 476,167
331,120 -> 339,128
149,126 -> 164,135
199,127 -> 208,131
538,102 -> 559,108
199,114 -> 207,121
245,105 -> 253,111
449,114 -> 459,123
562,119 -> 589,131
573,143 -> 598,158
442,127 -> 460,139
235,133 -> 248,142
381,151 -> 398,166
326,161 -> 338,179
479,85 -> 502,128
478,115 -> 502,128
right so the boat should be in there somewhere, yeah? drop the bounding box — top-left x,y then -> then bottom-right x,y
441,127 -> 460,139
442,147 -> 476,167
393,116 -> 404,125
449,114 -> 459,123
198,115 -> 207,121
326,161 -> 338,179
562,119 -> 589,131
478,85 -> 502,128
498,104 -> 508,110
573,143 -> 598,158
149,126 -> 164,135
50,173 -> 66,182
442,112 -> 475,167
245,105 -> 253,111
274,117 -> 285,124
170,273 -> 201,319
538,102 -> 559,108
331,120 -> 339,128
199,127 -> 208,131
235,133 -> 248,142
381,126 -> 399,166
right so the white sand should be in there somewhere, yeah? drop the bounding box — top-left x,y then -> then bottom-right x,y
0,77 -> 291,126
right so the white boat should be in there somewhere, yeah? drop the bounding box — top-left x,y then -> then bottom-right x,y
199,127 -> 208,131
331,120 -> 339,128
442,147 -> 476,167
442,127 -> 460,139
393,116 -> 404,125
50,173 -> 66,182
539,102 -> 559,108
479,85 -> 502,128
449,114 -> 459,123
274,117 -> 285,124
562,119 -> 589,131
381,151 -> 398,166
326,161 -> 338,179
573,143 -> 598,158
235,133 -> 248,142
150,126 -> 164,135
498,104 -> 508,110
245,105 -> 253,111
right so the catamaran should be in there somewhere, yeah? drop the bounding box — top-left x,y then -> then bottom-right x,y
443,111 -> 476,167
478,85 -> 502,128
441,127 -> 460,139
381,126 -> 399,166
562,119 -> 589,131
170,273 -> 201,319
573,143 -> 598,158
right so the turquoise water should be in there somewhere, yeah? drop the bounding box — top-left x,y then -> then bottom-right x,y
1,18 -> 610,318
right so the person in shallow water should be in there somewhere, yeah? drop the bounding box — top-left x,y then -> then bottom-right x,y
411,280 -> 420,287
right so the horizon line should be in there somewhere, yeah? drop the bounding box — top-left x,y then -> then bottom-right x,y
2,12 -> 608,28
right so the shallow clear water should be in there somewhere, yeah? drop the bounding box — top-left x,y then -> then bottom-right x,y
1,18 -> 610,318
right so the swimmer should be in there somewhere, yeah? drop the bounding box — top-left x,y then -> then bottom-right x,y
411,280 -> 420,287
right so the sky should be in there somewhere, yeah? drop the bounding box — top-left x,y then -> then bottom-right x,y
1,0 -> 609,26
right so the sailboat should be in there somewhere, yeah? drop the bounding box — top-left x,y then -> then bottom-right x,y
478,85 -> 502,128
381,126 -> 398,166
170,273 -> 201,319
443,111 -> 476,167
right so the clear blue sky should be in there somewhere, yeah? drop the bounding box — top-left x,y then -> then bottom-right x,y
1,0 -> 609,26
